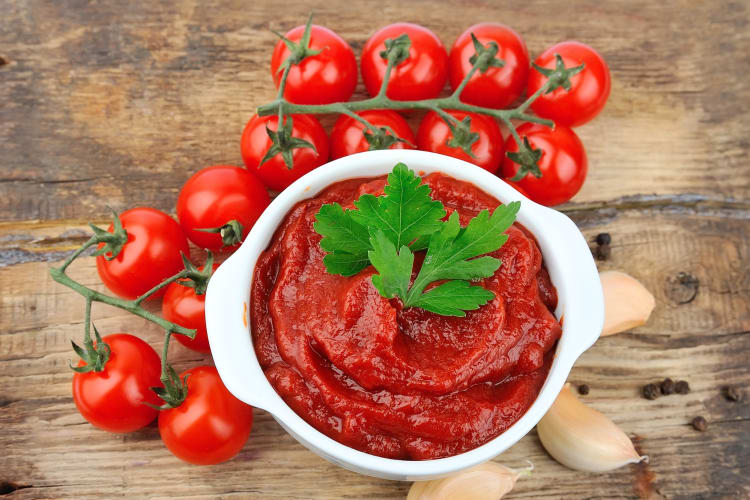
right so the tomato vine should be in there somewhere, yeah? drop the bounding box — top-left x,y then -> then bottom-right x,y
48,216 -> 211,408
257,15 -> 584,181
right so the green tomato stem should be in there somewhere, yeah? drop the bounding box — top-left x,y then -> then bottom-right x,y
276,64 -> 292,101
516,77 -> 555,115
501,115 -> 524,147
376,56 -> 397,99
335,105 -> 379,134
133,270 -> 188,306
59,236 -> 98,273
160,330 -> 173,382
256,96 -> 553,128
83,297 -> 92,346
49,265 -> 195,338
450,63 -> 479,100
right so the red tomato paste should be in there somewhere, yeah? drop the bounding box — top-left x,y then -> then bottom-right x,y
251,173 -> 561,460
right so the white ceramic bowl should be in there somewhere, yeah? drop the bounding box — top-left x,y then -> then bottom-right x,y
205,149 -> 603,481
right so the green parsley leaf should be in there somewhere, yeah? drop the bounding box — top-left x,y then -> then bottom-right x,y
411,280 -> 495,316
322,251 -> 372,277
314,163 -> 445,276
368,230 -> 413,300
408,203 -> 520,296
350,162 -> 446,248
313,203 -> 371,276
367,202 -> 520,317
312,163 -> 521,316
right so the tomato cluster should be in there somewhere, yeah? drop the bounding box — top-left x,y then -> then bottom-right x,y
78,166 -> 267,464
241,21 -> 609,206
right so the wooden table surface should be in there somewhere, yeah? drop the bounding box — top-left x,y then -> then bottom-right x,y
2,0 -> 749,498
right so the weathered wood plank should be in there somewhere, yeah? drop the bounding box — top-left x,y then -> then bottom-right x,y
1,0 -> 749,222
1,208 -> 748,499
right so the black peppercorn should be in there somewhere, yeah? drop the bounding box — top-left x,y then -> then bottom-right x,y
660,378 -> 675,395
595,244 -> 611,261
691,416 -> 708,432
724,386 -> 740,402
642,383 -> 660,400
596,233 -> 611,246
675,380 -> 690,394
578,384 -> 590,395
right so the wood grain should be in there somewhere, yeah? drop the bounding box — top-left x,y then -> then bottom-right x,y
1,0 -> 749,498
1,0 -> 749,223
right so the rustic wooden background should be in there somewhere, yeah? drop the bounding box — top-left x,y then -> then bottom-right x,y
1,0 -> 749,498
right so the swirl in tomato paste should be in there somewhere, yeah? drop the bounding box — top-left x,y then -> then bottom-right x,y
251,173 -> 561,460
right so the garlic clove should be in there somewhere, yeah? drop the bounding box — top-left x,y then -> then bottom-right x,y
537,383 -> 647,472
600,270 -> 655,336
407,461 -> 532,500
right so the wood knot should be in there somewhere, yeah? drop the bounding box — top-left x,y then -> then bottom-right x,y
665,272 -> 699,304
0,57 -> 7,67
0,481 -> 32,495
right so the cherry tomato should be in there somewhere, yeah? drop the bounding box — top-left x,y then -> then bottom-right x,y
161,265 -> 218,354
449,23 -> 529,109
176,166 -> 270,251
416,110 -> 504,173
361,23 -> 448,101
159,366 -> 253,465
501,123 -> 587,206
330,110 -> 416,159
527,41 -> 611,127
270,24 -> 357,105
96,207 -> 189,300
72,333 -> 162,433
241,114 -> 329,192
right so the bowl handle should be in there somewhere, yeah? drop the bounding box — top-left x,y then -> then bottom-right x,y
547,208 -> 605,359
205,251 -> 280,413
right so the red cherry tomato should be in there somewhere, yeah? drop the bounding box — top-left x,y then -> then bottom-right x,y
161,265 -> 218,354
176,166 -> 270,251
330,110 -> 416,159
501,123 -> 587,206
527,41 -> 611,127
241,114 -> 329,192
96,208 -> 189,300
416,110 -> 505,173
158,366 -> 253,465
270,24 -> 357,105
72,333 -> 162,433
449,23 -> 529,109
361,23 -> 448,101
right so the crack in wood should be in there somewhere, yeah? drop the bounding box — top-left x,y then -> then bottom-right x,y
0,177 -> 102,185
0,481 -> 33,495
561,194 -> 750,215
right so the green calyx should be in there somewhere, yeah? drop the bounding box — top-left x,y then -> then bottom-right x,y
196,219 -> 244,248
178,251 -> 214,296
446,116 -> 480,157
364,125 -> 412,151
532,53 -> 585,93
70,325 -> 110,373
89,209 -> 128,260
272,13 -> 322,72
468,33 -> 505,73
507,136 -> 544,181
379,33 -> 411,65
261,114 -> 317,169
149,364 -> 189,410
